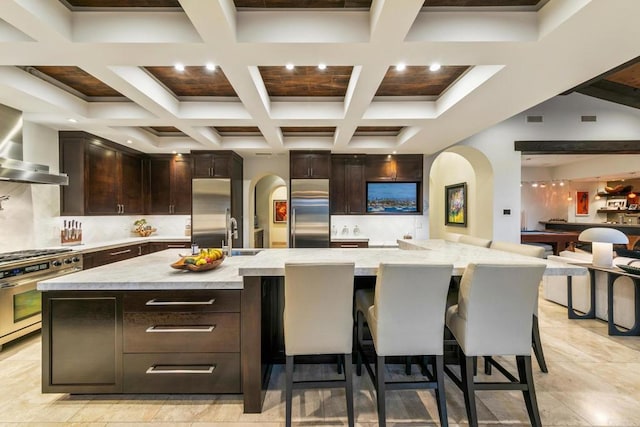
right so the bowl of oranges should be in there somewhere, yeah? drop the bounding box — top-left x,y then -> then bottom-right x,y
171,248 -> 225,272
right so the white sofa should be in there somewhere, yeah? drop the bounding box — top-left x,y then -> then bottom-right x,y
543,250 -> 637,330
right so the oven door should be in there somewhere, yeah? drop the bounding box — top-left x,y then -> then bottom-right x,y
0,270 -> 66,338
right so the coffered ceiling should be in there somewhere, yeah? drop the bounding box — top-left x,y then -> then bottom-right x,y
0,0 -> 638,156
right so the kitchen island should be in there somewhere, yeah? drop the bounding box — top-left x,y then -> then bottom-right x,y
39,243 -> 586,413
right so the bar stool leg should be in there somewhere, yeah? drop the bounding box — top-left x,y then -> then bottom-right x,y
433,355 -> 448,427
517,356 -> 542,427
344,354 -> 355,427
285,355 -> 294,427
356,311 -> 364,376
459,348 -> 478,427
376,355 -> 387,427
531,315 -> 548,373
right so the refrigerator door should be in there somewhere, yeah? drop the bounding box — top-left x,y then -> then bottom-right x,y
192,178 -> 231,248
290,179 -> 330,248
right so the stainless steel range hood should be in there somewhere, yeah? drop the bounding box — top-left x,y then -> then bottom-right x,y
0,103 -> 68,185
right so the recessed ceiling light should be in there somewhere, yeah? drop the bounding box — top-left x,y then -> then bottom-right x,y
67,118 -> 77,123
392,150 -> 397,154
396,63 -> 406,71
531,183 -> 538,188
174,63 -> 185,72
429,63 -> 441,72
205,63 -> 216,71
318,63 -> 326,70
126,139 -> 132,144
172,150 -> 177,154
285,63 -> 294,70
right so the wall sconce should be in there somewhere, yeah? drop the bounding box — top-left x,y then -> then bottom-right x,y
578,227 -> 629,268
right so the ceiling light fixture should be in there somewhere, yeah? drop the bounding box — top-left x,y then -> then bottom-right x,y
540,183 -> 546,188
531,183 -> 538,188
318,63 -> 326,70
67,118 -> 77,123
392,150 -> 397,154
126,139 -> 132,144
559,181 -> 565,186
285,63 -> 294,70
172,150 -> 177,154
205,63 -> 216,71
396,63 -> 406,71
429,63 -> 441,72
174,63 -> 185,72
567,193 -> 573,201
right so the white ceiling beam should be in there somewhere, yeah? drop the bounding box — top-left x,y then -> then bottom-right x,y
0,0 -> 71,43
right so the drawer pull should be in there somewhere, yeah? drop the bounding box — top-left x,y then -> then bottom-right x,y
146,365 -> 215,375
145,298 -> 215,306
167,244 -> 186,248
110,249 -> 132,256
146,325 -> 215,333
341,244 -> 359,248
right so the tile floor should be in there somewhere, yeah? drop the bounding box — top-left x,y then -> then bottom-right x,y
0,297 -> 639,426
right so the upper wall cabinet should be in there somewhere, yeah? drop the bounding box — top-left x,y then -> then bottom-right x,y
290,151 -> 331,179
365,154 -> 423,182
147,154 -> 192,215
330,154 -> 365,215
59,132 -> 144,216
191,151 -> 237,178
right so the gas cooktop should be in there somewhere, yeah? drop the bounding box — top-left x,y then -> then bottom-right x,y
0,248 -> 73,263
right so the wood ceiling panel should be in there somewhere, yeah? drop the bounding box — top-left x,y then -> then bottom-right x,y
149,126 -> 182,133
62,0 -> 181,7
355,126 -> 403,135
214,126 -> 262,134
605,62 -> 640,89
32,66 -> 123,97
258,66 -> 353,97
281,127 -> 335,134
423,0 -> 540,6
375,66 -> 469,97
234,0 -> 371,8
144,66 -> 237,97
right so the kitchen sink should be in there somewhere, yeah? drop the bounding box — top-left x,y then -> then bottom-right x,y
230,249 -> 262,256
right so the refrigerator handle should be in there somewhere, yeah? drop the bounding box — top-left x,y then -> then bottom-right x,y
291,207 -> 296,248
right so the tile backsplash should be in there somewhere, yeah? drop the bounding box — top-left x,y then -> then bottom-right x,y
331,214 -> 428,244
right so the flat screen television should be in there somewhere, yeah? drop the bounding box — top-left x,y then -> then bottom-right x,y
366,182 -> 419,213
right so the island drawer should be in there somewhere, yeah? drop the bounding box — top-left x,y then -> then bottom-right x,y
123,353 -> 240,393
124,312 -> 240,353
124,290 -> 240,313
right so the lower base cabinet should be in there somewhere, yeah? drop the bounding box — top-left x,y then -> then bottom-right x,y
42,289 -> 241,394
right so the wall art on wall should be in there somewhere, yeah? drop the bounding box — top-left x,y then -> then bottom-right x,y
576,191 -> 589,216
445,182 -> 467,227
273,199 -> 287,223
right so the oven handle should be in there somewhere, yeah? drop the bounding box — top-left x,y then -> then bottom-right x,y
4,267 -> 82,289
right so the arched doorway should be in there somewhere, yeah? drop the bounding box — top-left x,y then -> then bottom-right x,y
250,174 -> 288,248
429,146 -> 494,240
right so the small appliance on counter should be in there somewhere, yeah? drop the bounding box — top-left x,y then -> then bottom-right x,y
61,219 -> 82,245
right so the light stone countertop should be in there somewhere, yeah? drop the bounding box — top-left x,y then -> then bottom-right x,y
39,240 -> 587,291
38,249 -> 243,291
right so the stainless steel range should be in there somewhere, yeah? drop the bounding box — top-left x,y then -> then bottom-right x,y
0,248 -> 82,350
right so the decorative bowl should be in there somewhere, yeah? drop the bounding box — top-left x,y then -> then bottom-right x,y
171,256 -> 225,272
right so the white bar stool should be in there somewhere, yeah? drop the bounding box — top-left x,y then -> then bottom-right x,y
283,262 -> 355,427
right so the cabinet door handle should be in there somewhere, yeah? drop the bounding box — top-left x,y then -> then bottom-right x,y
146,325 -> 215,333
146,365 -> 215,375
138,246 -> 142,256
109,249 -> 132,256
145,298 -> 216,306
122,204 -> 125,214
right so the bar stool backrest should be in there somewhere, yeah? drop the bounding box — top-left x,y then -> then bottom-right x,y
284,262 -> 355,356
490,241 -> 545,258
372,263 -> 453,356
458,235 -> 492,248
456,263 -> 546,356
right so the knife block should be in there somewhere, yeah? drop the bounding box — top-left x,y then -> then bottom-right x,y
61,230 -> 82,245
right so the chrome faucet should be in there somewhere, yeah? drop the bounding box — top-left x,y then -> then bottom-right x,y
224,208 -> 238,257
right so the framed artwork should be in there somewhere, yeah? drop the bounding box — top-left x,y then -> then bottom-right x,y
273,200 -> 287,223
576,191 -> 589,216
445,182 -> 467,227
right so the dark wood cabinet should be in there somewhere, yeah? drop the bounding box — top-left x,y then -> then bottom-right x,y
59,131 -> 144,216
83,243 -> 149,270
42,289 -> 241,394
148,241 -> 190,253
148,154 -> 192,214
42,292 -> 123,393
191,152 -> 233,178
290,151 -> 331,179
365,154 -> 423,182
331,154 -> 365,214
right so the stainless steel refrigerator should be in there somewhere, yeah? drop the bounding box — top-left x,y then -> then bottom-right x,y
192,178 -> 239,249
290,179 -> 330,248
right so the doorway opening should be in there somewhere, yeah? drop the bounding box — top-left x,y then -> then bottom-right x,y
253,174 -> 288,248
